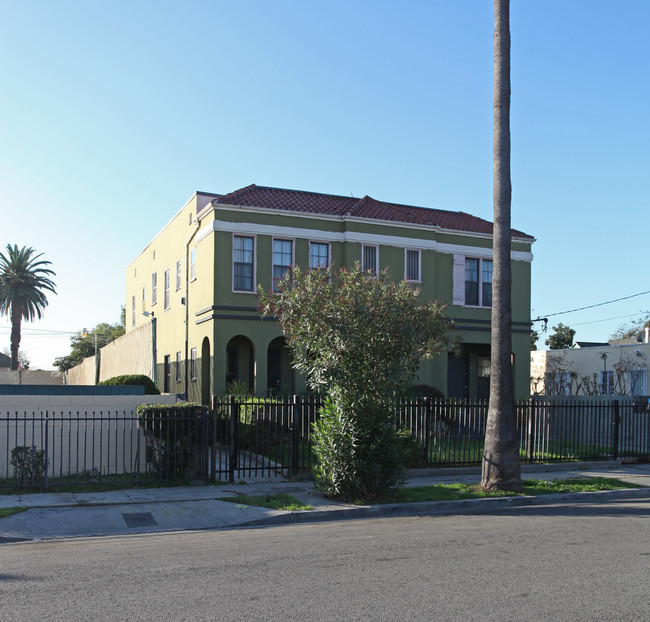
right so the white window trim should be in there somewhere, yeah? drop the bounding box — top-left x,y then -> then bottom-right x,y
272,237 -> 295,291
404,248 -> 421,283
232,233 -> 257,294
151,272 -> 158,306
163,268 -> 170,311
452,254 -> 493,308
176,351 -> 182,383
361,244 -> 379,275
175,259 -> 182,291
131,295 -> 136,327
190,246 -> 197,282
308,240 -> 330,270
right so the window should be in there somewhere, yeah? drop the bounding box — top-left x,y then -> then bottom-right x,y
163,269 -> 170,310
190,246 -> 197,281
176,351 -> 182,383
142,287 -> 146,303
362,245 -> 378,275
233,235 -> 255,291
272,239 -> 293,290
176,260 -> 182,291
599,370 -> 614,395
131,295 -> 135,327
453,256 -> 492,307
630,369 -> 647,396
545,371 -> 572,395
405,249 -> 421,282
309,242 -> 329,270
190,347 -> 197,381
151,272 -> 158,305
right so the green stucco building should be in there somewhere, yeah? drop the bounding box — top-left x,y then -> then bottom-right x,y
126,184 -> 534,403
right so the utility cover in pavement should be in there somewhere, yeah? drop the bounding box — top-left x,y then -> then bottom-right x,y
122,512 -> 158,527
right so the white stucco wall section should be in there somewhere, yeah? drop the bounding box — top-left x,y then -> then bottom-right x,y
207,220 -> 534,263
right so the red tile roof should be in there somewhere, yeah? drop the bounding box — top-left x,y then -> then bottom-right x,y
215,184 -> 533,240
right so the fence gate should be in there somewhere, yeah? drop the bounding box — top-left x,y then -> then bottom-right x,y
210,396 -> 319,482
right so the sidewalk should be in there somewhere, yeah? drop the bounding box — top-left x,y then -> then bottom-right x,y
1,461 -> 649,542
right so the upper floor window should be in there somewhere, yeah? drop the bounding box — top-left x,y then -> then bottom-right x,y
405,249 -> 421,282
190,247 -> 197,281
309,242 -> 329,270
131,295 -> 136,327
163,269 -> 170,310
272,239 -> 293,290
362,245 -> 378,275
176,260 -> 182,291
465,258 -> 492,307
151,272 -> 158,305
233,235 -> 255,292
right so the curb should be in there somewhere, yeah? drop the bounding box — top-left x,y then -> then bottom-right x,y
231,486 -> 650,529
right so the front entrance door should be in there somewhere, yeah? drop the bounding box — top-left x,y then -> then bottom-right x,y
447,353 -> 469,398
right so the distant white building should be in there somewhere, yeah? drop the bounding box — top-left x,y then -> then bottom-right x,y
531,328 -> 650,396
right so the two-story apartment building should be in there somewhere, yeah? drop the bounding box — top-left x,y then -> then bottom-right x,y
126,184 -> 534,403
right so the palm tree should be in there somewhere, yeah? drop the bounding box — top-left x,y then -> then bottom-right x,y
481,0 -> 522,491
0,244 -> 56,370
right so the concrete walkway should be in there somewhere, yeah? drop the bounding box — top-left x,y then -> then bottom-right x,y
1,461 -> 649,542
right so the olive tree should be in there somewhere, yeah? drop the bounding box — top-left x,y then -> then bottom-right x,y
259,264 -> 450,501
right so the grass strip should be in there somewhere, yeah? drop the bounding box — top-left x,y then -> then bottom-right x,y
376,477 -> 640,504
217,493 -> 312,511
0,507 -> 28,519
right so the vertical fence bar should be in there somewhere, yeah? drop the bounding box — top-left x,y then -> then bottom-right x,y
612,399 -> 620,460
43,410 -> 49,492
292,396 -> 299,476
229,395 -> 237,483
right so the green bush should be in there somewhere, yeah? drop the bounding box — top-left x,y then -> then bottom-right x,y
99,374 -> 160,394
312,398 -> 406,501
215,396 -> 291,449
10,445 -> 47,485
137,403 -> 207,478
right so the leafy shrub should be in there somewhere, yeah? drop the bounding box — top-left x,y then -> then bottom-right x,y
214,396 -> 291,449
397,428 -> 427,468
405,384 -> 446,400
100,374 -> 160,394
137,403 -> 207,478
312,398 -> 406,501
10,445 -> 47,485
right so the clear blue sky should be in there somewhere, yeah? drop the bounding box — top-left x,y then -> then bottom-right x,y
1,1 -> 648,369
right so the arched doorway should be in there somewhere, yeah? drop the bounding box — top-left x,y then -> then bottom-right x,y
267,336 -> 294,395
225,335 -> 255,392
201,337 -> 211,405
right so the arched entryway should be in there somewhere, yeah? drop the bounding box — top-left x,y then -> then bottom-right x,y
267,336 -> 294,395
225,335 -> 255,392
201,337 -> 211,405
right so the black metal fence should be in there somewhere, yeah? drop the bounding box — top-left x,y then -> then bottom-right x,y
209,395 -> 650,481
0,408 -> 210,492
1,397 -> 648,490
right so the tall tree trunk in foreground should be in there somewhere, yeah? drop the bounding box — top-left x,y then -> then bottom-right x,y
481,0 -> 522,491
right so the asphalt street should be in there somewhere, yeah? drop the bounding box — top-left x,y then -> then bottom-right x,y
2,500 -> 649,622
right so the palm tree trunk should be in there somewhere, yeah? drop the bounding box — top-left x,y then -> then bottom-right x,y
10,306 -> 22,371
481,0 -> 522,491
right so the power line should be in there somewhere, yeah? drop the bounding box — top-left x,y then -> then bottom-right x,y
538,290 -> 650,320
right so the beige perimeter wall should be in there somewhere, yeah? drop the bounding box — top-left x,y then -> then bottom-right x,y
64,322 -> 153,385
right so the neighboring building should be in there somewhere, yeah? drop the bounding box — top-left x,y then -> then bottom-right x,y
0,352 -> 10,370
126,184 -> 535,403
531,334 -> 650,396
